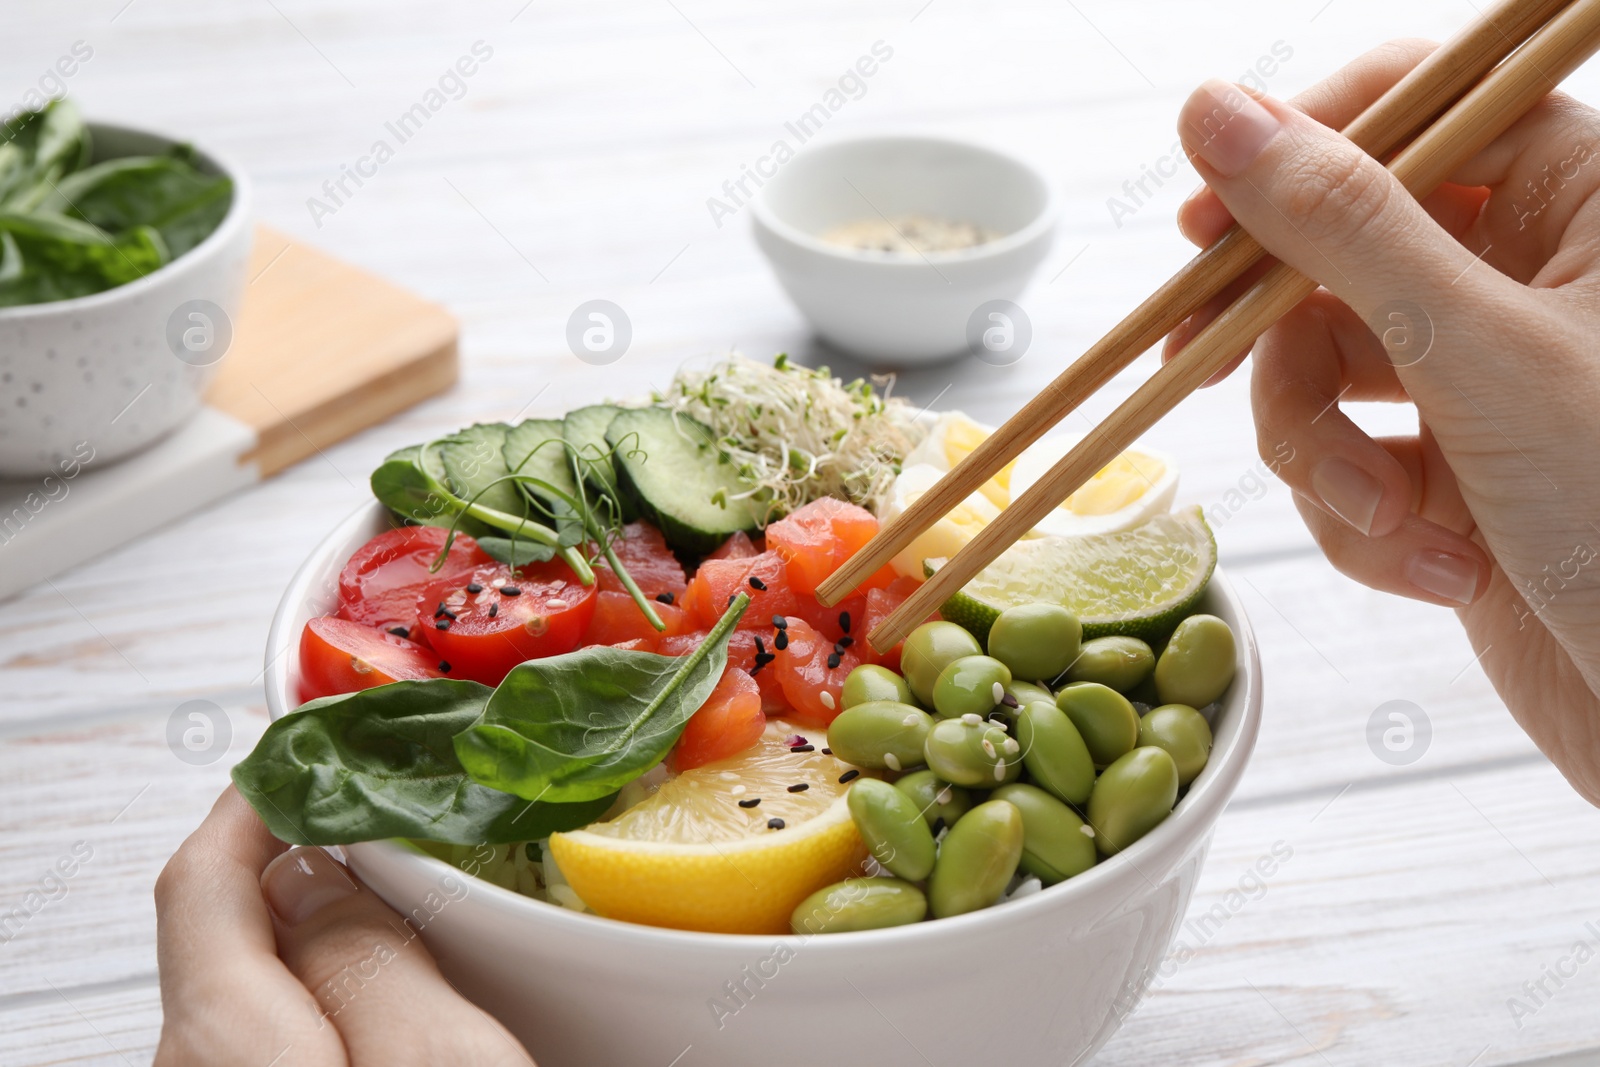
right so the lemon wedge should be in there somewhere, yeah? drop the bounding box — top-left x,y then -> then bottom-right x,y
548,724 -> 866,934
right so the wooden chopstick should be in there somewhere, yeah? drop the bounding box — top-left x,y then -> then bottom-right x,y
866,0 -> 1600,650
816,0 -> 1572,610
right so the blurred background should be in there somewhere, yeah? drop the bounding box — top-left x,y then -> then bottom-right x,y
4,1 -> 1600,1064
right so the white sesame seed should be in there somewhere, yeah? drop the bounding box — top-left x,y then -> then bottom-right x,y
935,787 -> 952,805
981,738 -> 996,759
961,713 -> 982,726
1080,824 -> 1096,837
993,762 -> 1006,782
883,752 -> 902,772
902,713 -> 921,727
719,771 -> 739,781
991,681 -> 1005,704
1002,737 -> 1020,755
547,598 -> 569,610
820,691 -> 836,710
730,784 -> 746,796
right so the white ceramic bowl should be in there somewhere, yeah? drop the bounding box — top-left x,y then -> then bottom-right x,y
264,502 -> 1261,1067
0,121 -> 252,478
750,135 -> 1056,366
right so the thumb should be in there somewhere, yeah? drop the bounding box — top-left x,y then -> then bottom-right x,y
261,846 -> 534,1066
1176,79 -> 1496,327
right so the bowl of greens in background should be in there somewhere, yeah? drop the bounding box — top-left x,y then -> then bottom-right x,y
0,102 -> 251,477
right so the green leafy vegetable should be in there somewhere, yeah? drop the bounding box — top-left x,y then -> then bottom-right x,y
454,593 -> 751,803
475,536 -> 557,567
232,679 -> 614,845
0,100 -> 234,308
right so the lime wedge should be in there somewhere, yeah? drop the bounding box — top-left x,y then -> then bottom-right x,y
926,507 -> 1217,643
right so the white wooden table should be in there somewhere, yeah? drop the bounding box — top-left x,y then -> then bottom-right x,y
5,1 -> 1600,1063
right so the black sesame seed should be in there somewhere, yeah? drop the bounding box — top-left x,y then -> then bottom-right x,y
738,798 -> 761,809
826,653 -> 841,670
1000,693 -> 1020,708
821,747 -> 832,755
837,636 -> 854,649
500,585 -> 521,596
728,594 -> 737,607
435,619 -> 450,631
387,626 -> 410,638
838,611 -> 852,633
790,744 -> 814,753
774,631 -> 789,651
767,817 -> 786,830
439,607 -> 458,620
488,602 -> 499,618
466,582 -> 483,594
787,783 -> 809,793
433,602 -> 448,619
771,615 -> 788,629
748,576 -> 767,591
754,635 -> 766,654
655,592 -> 675,604
438,661 -> 452,673
838,769 -> 860,783
931,816 -> 947,835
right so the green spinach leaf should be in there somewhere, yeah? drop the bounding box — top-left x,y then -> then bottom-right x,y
232,679 -> 614,845
454,593 -> 750,802
475,535 -> 557,567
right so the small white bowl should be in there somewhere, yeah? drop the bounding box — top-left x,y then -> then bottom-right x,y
0,121 -> 252,478
263,501 -> 1262,1067
751,135 -> 1056,366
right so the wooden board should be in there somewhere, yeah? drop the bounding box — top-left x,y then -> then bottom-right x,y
0,226 -> 457,601
209,225 -> 459,477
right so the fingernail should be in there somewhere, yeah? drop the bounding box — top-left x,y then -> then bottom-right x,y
262,847 -> 358,925
1311,457 -> 1383,536
1181,79 -> 1281,177
1406,550 -> 1482,606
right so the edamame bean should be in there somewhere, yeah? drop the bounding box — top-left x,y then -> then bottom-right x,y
1007,680 -> 1055,707
900,622 -> 984,706
1087,746 -> 1179,856
841,664 -> 916,710
1064,635 -> 1155,692
992,783 -> 1097,885
1154,614 -> 1236,708
924,717 -> 1022,788
791,877 -> 927,934
1016,700 -> 1095,806
1056,682 -> 1140,767
1137,703 -> 1213,785
827,701 -> 934,771
986,603 -> 1082,682
847,778 -> 937,880
893,769 -> 972,829
932,655 -> 1013,719
927,800 -> 1024,919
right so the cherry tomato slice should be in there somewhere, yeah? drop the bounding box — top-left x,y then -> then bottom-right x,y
298,616 -> 444,702
773,616 -> 859,729
417,560 -> 596,686
337,526 -> 493,640
672,667 -> 765,771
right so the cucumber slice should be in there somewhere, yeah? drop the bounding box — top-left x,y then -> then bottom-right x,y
562,403 -> 631,519
439,423 -> 525,537
504,419 -> 580,508
605,407 -> 764,555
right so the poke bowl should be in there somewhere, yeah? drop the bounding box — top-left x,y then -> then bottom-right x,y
256,356 -> 1262,1066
